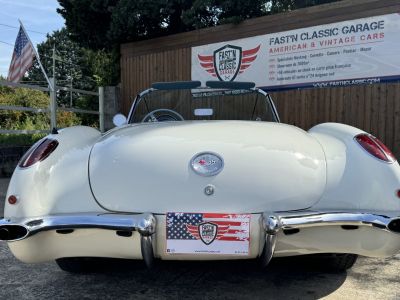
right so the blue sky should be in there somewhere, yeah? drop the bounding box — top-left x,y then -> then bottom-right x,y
0,0 -> 64,77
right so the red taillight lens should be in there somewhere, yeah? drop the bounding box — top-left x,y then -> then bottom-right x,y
19,138 -> 59,168
371,136 -> 396,162
355,133 -> 396,163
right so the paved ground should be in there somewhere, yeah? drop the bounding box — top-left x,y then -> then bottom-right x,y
0,177 -> 400,299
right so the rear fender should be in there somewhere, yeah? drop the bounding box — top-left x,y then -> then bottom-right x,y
4,126 -> 105,219
309,123 -> 400,212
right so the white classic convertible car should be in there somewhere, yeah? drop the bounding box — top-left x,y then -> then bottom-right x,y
1,81 -> 400,272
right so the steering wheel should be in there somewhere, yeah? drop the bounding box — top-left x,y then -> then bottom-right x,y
141,109 -> 185,123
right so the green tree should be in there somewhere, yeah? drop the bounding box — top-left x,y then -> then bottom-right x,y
58,0 -> 339,50
26,28 -> 119,126
27,28 -> 96,103
27,27 -> 119,92
57,0 -> 338,88
268,0 -> 338,13
57,0 -> 119,50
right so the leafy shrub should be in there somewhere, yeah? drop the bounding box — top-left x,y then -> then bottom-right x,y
0,86 -> 81,146
0,134 -> 44,146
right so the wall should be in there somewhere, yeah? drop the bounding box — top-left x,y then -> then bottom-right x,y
270,83 -> 400,155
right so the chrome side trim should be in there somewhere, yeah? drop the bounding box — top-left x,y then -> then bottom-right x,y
260,211 -> 400,267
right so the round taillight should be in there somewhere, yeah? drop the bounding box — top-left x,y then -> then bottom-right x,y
8,195 -> 17,205
355,134 -> 396,163
397,190 -> 400,199
19,138 -> 59,168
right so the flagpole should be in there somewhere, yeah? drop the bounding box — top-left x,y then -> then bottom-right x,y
18,19 -> 53,90
50,45 -> 57,130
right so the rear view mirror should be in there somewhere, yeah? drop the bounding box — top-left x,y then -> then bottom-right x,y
113,114 -> 127,127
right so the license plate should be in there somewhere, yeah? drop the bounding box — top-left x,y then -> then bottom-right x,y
166,212 -> 250,255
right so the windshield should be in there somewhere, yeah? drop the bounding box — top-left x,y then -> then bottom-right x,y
129,88 -> 278,123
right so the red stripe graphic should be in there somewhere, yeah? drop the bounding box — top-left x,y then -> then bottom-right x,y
242,55 -> 257,63
198,54 -> 213,62
200,62 -> 213,68
185,225 -> 249,241
184,213 -> 250,242
216,236 -> 247,241
202,213 -> 231,218
242,45 -> 261,56
203,220 -> 243,226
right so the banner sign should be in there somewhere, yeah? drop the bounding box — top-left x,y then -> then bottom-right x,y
191,13 -> 400,90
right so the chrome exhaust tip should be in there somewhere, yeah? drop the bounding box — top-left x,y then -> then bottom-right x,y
388,219 -> 400,233
0,228 -> 10,240
0,225 -> 29,241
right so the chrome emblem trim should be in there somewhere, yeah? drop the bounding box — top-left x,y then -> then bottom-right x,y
190,152 -> 224,177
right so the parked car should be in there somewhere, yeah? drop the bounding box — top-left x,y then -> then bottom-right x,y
1,81 -> 400,272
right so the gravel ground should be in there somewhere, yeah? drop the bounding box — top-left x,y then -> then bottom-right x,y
1,177 -> 400,300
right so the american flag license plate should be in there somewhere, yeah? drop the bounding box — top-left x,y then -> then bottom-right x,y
166,213 -> 251,255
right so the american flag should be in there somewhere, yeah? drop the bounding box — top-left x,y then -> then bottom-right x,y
166,212 -> 250,255
7,26 -> 35,83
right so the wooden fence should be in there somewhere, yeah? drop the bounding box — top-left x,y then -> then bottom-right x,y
270,83 -> 400,156
120,0 -> 400,157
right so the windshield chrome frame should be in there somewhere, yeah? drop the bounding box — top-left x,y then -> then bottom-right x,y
127,86 -> 280,124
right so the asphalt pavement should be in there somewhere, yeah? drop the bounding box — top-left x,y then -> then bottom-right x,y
0,177 -> 399,299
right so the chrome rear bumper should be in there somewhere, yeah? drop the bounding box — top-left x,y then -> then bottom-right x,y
1,211 -> 399,267
0,213 -> 156,267
260,211 -> 400,266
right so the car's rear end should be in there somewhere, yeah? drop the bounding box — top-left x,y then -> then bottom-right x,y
1,81 -> 400,272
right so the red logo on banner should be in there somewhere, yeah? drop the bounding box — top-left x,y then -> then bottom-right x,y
198,44 -> 261,81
